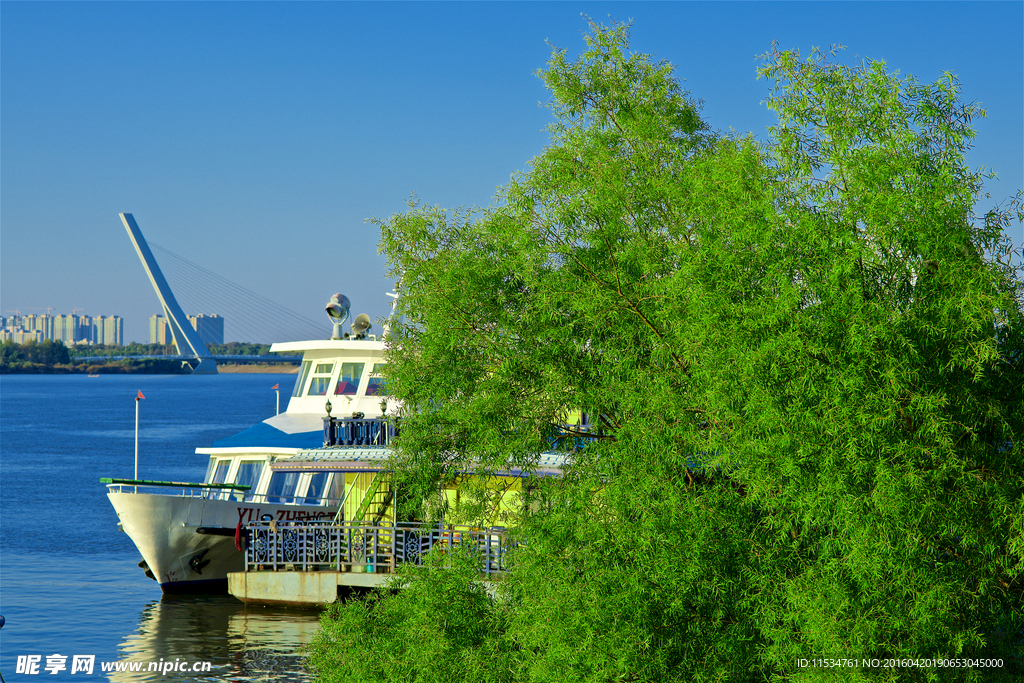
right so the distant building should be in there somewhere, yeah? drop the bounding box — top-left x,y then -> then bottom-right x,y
22,314 -> 54,341
188,314 -> 224,346
95,315 -> 123,346
150,314 -> 170,345
0,328 -> 43,343
4,310 -> 121,345
77,315 -> 95,344
151,313 -> 224,347
54,315 -> 77,344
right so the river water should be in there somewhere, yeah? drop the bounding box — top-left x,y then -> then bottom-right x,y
0,373 -> 322,682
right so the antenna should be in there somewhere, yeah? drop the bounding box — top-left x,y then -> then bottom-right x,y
382,279 -> 401,337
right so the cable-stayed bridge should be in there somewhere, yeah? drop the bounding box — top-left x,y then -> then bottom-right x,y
146,242 -> 325,345
113,213 -> 323,373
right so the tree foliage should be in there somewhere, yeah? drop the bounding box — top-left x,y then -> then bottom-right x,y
67,342 -> 176,358
206,341 -> 274,356
1,339 -> 71,365
0,340 -> 192,374
308,547 -> 516,683
310,21 -> 1023,682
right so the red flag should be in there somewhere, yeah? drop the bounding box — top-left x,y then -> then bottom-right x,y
137,390 -> 145,400
271,384 -> 279,390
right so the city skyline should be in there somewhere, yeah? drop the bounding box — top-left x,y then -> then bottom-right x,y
1,309 -> 231,348
2,2 -> 1021,344
2,311 -> 124,346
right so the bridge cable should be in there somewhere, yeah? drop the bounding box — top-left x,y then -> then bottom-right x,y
149,243 -> 326,344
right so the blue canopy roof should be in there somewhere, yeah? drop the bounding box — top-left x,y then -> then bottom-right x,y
212,421 -> 323,449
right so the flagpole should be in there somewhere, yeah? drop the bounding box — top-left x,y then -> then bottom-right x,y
134,390 -> 145,491
135,395 -> 140,480
272,384 -> 280,415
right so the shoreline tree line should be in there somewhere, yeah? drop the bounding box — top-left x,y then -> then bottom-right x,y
0,340 -> 281,373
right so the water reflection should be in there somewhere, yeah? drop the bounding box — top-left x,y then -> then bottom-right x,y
111,595 -> 321,682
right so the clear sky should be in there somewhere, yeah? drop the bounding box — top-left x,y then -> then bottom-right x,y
2,1 -> 1021,344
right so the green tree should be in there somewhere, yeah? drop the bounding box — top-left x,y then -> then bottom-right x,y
40,339 -> 71,365
308,546 -> 516,683
310,22 -> 1023,683
0,339 -> 70,365
0,339 -> 25,364
207,342 -> 273,356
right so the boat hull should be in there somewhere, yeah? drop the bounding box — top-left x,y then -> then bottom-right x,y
108,491 -> 337,593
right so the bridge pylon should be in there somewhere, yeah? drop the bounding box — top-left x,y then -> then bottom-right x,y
120,213 -> 218,374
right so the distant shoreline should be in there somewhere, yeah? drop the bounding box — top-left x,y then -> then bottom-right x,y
216,363 -> 300,374
0,361 -> 300,375
2,341 -> 301,375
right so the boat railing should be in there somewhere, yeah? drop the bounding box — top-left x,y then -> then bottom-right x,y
101,478 -> 348,506
101,478 -> 253,500
243,519 -> 514,576
322,417 -> 398,448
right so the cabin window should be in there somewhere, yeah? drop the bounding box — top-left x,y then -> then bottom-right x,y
235,461 -> 263,500
303,472 -> 330,505
365,363 -> 387,396
306,363 -> 335,396
206,459 -> 230,485
308,377 -> 331,395
266,471 -> 301,504
292,361 -> 312,397
334,362 -> 365,395
326,473 -> 346,505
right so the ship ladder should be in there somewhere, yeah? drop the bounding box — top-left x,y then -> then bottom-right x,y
353,471 -> 393,524
342,472 -> 395,567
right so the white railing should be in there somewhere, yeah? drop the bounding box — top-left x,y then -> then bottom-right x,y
102,481 -> 344,507
103,479 -> 251,500
243,520 -> 514,576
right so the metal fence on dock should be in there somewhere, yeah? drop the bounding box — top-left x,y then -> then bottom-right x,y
244,520 -> 514,576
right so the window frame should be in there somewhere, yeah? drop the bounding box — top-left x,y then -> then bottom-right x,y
365,362 -> 387,397
333,361 -> 366,396
266,470 -> 302,504
305,362 -> 336,396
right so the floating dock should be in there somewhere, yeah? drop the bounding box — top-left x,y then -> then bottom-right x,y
229,568 -> 388,607
227,520 -> 512,608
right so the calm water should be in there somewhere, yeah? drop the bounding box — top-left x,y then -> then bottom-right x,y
1,373 -> 323,682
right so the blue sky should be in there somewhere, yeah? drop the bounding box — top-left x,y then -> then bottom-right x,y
2,1 -> 1021,344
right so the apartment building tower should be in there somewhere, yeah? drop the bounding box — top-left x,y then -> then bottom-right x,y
94,316 -> 123,346
151,313 -> 224,346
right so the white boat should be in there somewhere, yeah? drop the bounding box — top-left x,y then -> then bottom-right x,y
104,293 -> 398,593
